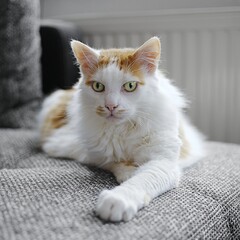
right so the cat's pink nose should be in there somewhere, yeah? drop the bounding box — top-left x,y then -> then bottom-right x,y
105,104 -> 118,112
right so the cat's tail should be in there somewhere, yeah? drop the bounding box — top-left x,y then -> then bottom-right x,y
178,115 -> 206,169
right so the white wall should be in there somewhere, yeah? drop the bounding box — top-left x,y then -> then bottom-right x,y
40,0 -> 240,19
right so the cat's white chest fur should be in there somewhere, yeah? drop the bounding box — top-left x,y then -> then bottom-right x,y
82,120 -> 143,166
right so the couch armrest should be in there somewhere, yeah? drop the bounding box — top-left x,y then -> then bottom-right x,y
40,20 -> 82,94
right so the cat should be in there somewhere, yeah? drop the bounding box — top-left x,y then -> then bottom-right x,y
38,37 -> 205,222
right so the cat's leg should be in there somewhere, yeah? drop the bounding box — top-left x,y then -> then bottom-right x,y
96,158 -> 181,222
102,161 -> 138,183
42,127 -> 86,162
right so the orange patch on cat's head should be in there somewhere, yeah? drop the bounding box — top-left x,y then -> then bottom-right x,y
98,48 -> 145,84
71,37 -> 161,85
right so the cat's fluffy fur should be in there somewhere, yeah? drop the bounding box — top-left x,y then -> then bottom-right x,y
38,37 -> 205,222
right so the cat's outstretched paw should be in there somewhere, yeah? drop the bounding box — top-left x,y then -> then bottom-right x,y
96,187 -> 148,222
96,189 -> 137,222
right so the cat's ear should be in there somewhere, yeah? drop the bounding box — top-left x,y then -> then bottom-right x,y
133,37 -> 161,73
71,40 -> 99,76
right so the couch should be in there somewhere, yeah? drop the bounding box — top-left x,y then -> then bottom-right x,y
0,1 -> 239,239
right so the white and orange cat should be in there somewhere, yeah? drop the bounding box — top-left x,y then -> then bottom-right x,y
38,37 -> 205,222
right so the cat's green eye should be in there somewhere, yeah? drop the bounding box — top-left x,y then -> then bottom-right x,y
123,82 -> 138,92
92,81 -> 105,92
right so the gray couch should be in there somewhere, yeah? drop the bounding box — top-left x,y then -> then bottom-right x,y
0,1 -> 239,239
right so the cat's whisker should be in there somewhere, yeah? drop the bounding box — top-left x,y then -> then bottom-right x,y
126,118 -> 136,128
135,110 -> 151,116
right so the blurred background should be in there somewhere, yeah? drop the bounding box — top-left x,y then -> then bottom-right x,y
40,0 -> 240,144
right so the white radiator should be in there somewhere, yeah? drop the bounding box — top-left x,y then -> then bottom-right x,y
67,8 -> 240,143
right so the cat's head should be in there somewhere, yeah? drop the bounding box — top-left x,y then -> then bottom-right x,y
71,37 -> 161,124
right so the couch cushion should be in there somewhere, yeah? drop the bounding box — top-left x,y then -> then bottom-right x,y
0,129 -> 239,240
0,0 -> 42,128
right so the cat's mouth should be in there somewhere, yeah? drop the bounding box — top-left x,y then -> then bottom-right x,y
96,106 -> 126,121
106,113 -> 122,121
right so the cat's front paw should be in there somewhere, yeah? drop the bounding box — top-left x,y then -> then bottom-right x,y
96,187 -> 148,222
42,142 -> 59,157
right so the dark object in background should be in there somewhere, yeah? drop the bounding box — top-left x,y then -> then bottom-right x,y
40,20 -> 82,94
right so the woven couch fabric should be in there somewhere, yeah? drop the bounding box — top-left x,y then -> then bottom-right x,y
0,129 -> 239,240
0,0 -> 42,128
